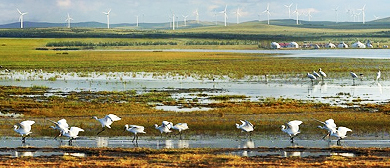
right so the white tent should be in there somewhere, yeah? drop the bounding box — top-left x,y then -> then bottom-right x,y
352,41 -> 366,48
271,42 -> 281,49
325,42 -> 336,48
337,42 -> 348,48
287,42 -> 299,48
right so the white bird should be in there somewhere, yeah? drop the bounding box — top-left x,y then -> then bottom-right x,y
319,68 -> 327,81
313,71 -> 320,78
62,127 -> 84,145
48,119 -> 69,139
14,120 -> 35,143
350,71 -> 358,84
330,126 -> 352,145
314,118 -> 337,140
307,73 -> 316,84
155,121 -> 173,138
281,120 -> 303,143
236,120 -> 254,138
92,114 -> 121,135
376,70 -> 381,81
125,124 -> 146,143
172,123 -> 189,139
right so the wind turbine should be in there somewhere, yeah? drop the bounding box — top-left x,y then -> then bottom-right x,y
307,11 -> 312,21
65,13 -> 73,28
17,9 -> 27,29
374,15 -> 379,20
263,3 -> 271,25
220,5 -> 228,26
103,9 -> 111,29
182,15 -> 188,26
136,15 -> 139,27
293,4 -> 299,25
194,9 -> 199,24
214,10 -> 218,25
284,3 -> 293,19
171,11 -> 175,30
332,6 -> 339,23
233,7 -> 241,24
358,4 -> 366,24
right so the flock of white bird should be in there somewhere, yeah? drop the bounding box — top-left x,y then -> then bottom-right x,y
307,68 -> 381,84
14,115 -> 351,146
13,114 -> 190,145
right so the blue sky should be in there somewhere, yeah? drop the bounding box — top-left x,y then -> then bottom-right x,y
0,0 -> 387,25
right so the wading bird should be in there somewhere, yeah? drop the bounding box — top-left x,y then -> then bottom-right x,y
314,118 -> 337,140
307,73 -> 316,84
172,123 -> 189,139
155,121 -> 173,138
350,71 -> 358,84
281,120 -> 303,143
125,124 -> 146,143
14,120 -> 35,143
62,127 -> 84,146
376,70 -> 381,81
92,114 -> 121,135
319,68 -> 327,81
236,120 -> 254,138
330,126 -> 352,145
48,119 -> 69,139
313,71 -> 320,78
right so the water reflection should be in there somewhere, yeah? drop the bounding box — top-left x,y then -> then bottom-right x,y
97,137 -> 109,147
282,151 -> 302,157
14,151 -> 34,157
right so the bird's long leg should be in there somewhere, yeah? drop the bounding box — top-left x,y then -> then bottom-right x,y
97,127 -> 106,135
179,132 -> 183,140
290,136 -> 294,143
136,135 -> 139,143
322,133 -> 329,140
132,134 -> 136,143
69,138 -> 73,146
54,133 -> 61,140
337,139 -> 341,146
22,136 -> 26,144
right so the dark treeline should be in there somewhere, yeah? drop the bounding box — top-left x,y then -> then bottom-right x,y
0,28 -> 386,41
46,41 -> 177,47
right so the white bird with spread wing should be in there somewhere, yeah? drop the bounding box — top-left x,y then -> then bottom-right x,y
62,127 -> 84,145
281,120 -> 302,143
331,126 -> 352,145
172,123 -> 189,139
236,120 -> 254,138
92,114 -> 121,135
48,119 -> 69,139
14,120 -> 35,143
125,124 -> 146,143
314,118 -> 337,140
155,121 -> 173,138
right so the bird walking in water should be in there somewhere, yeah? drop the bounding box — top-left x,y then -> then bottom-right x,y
172,123 -> 189,140
307,73 -> 316,84
314,118 -> 336,140
350,71 -> 358,85
376,70 -> 381,82
92,114 -> 121,135
318,68 -> 327,81
281,120 -> 303,143
313,71 -> 320,78
236,120 -> 254,139
62,127 -> 84,146
48,119 -> 69,140
330,126 -> 352,145
14,120 -> 35,144
155,121 -> 173,138
125,124 -> 146,143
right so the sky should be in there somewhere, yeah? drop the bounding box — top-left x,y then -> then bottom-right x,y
0,0 -> 388,25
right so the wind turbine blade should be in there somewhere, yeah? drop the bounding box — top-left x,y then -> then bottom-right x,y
108,9 -> 111,14
17,9 -> 22,14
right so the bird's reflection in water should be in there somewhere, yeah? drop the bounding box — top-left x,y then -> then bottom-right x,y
238,140 -> 255,157
282,151 -> 302,157
178,140 -> 189,148
96,137 -> 109,147
378,83 -> 382,94
14,151 -> 34,157
157,140 -> 174,149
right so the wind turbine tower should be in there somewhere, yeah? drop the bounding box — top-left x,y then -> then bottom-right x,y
136,15 -> 139,27
194,9 -> 199,24
263,3 -> 271,25
307,11 -> 312,21
333,6 -> 339,23
233,7 -> 241,24
358,4 -> 366,24
17,9 -> 27,29
103,9 -> 111,29
284,3 -> 293,19
65,13 -> 73,28
293,4 -> 299,25
220,5 -> 228,26
182,15 -> 188,26
171,11 -> 175,30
